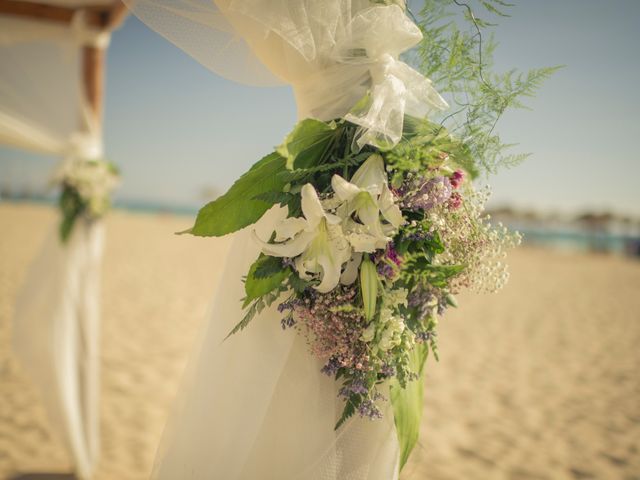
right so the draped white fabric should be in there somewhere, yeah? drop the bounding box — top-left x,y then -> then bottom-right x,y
153,208 -> 400,480
125,0 -> 447,148
1,10 -> 112,479
13,219 -> 104,480
122,1 -> 446,478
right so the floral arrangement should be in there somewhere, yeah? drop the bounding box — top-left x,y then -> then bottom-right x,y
182,116 -> 520,466
54,158 -> 119,242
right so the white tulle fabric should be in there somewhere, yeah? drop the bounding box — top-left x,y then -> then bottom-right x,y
122,1 -> 447,478
153,208 -> 400,480
125,0 -> 447,149
1,11 -> 111,479
13,217 -> 104,480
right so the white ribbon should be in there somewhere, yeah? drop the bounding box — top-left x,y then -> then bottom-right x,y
293,5 -> 448,149
67,131 -> 104,159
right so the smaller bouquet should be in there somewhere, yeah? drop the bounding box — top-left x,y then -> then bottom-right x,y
183,117 -> 520,465
53,158 -> 119,242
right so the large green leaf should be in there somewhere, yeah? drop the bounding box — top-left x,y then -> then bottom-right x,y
276,118 -> 337,170
390,342 -> 429,470
187,153 -> 287,237
243,254 -> 290,308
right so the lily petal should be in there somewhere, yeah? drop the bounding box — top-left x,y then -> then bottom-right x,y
347,232 -> 382,253
294,256 -> 314,281
275,217 -> 307,241
350,154 -> 387,194
256,230 -> 314,258
301,183 -> 325,230
340,252 -> 363,285
379,184 -> 404,228
331,174 -> 361,202
315,252 -> 344,293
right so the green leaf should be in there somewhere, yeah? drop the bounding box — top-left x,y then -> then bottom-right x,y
335,394 -> 360,430
276,152 -> 370,183
360,258 -> 378,321
289,273 -> 310,293
253,255 -> 285,279
252,191 -> 294,205
187,153 -> 287,237
277,119 -> 337,170
390,342 -> 429,470
243,254 -> 290,308
226,288 -> 283,339
59,186 -> 84,243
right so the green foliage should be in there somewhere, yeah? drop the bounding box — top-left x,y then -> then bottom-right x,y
276,152 -> 369,184
403,259 -> 465,288
59,185 -> 84,243
408,0 -> 559,174
390,342 -> 429,470
244,254 -> 291,308
335,395 -> 360,430
252,255 -> 286,278
288,272 -> 311,293
186,153 -> 288,237
388,116 -> 477,185
185,121 -> 371,238
276,118 -> 338,170
360,258 -> 378,321
57,159 -> 118,243
227,287 -> 285,339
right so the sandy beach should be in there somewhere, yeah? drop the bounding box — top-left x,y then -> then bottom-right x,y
1,202 -> 639,480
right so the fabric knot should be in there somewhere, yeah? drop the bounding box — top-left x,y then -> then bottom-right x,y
66,132 -> 103,161
369,53 -> 396,85
292,5 -> 448,150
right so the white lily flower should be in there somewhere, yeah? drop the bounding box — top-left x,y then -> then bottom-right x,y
257,184 -> 351,293
331,154 -> 404,252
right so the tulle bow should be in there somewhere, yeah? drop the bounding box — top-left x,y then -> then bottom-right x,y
291,5 -> 448,149
340,5 -> 449,149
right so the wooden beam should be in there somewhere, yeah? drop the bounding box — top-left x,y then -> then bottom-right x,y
103,1 -> 128,30
0,0 -> 127,29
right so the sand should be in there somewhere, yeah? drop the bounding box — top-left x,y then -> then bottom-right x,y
1,203 -> 639,480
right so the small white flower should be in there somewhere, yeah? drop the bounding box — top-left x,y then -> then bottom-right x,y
361,322 -> 376,343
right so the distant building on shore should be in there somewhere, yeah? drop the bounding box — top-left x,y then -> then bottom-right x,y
487,206 -> 640,257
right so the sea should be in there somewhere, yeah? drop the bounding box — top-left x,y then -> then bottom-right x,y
3,196 -> 639,258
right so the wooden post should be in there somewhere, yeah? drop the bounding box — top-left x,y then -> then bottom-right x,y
82,45 -> 106,124
0,0 -> 128,136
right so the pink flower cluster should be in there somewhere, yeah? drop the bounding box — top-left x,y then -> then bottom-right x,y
290,287 -> 371,373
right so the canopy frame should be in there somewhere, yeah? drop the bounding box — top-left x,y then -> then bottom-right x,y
0,0 -> 127,119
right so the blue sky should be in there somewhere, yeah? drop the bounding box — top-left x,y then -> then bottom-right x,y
1,0 -> 639,215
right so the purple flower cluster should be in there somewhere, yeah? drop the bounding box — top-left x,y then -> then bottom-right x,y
408,286 -> 448,321
321,357 -> 342,376
339,378 -> 368,397
375,244 -> 403,279
379,363 -> 396,378
358,399 -> 383,420
402,176 -> 453,211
